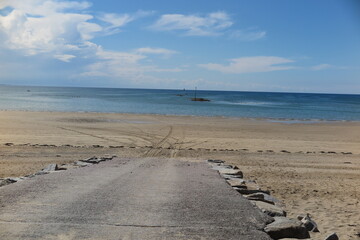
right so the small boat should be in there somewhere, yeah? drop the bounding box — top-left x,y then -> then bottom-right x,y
191,97 -> 210,102
191,87 -> 210,102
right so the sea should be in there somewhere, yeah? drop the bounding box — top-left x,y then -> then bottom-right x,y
0,85 -> 359,122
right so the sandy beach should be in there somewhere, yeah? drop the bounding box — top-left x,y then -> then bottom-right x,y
1,110 -> 359,239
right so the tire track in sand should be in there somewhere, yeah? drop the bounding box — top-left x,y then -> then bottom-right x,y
170,128 -> 185,158
58,127 -> 125,144
143,126 -> 173,158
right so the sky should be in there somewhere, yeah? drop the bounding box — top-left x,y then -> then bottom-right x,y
0,0 -> 359,93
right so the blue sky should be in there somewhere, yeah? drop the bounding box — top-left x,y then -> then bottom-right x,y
0,0 -> 359,93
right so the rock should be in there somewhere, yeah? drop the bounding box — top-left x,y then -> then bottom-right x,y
226,178 -> 246,187
207,159 -> 224,164
236,188 -> 271,195
235,180 -> 270,194
297,215 -> 305,221
75,161 -> 93,167
244,193 -> 282,205
42,164 -> 58,172
264,217 -> 310,239
58,164 -> 76,170
211,165 -> 234,171
7,177 -> 23,182
281,150 -> 291,153
222,174 -> 244,179
251,200 -> 286,217
0,179 -> 15,187
218,169 -> 243,178
324,232 -> 339,240
4,143 -> 14,146
300,214 -> 319,232
244,181 -> 261,191
80,157 -> 103,164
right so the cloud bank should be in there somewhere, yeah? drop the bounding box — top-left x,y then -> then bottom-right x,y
0,0 -> 180,85
0,0 -> 148,60
150,11 -> 233,36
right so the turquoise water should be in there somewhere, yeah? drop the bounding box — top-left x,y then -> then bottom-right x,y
0,85 -> 359,121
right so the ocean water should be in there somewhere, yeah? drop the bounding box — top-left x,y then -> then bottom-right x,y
0,85 -> 359,121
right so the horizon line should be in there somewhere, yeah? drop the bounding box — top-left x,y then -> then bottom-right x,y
1,83 -> 359,96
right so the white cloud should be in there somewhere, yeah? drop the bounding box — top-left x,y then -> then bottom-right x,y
311,64 -> 332,70
199,56 -> 295,74
150,11 -> 233,36
0,0 -> 98,56
230,29 -> 266,41
54,54 -> 76,62
311,64 -> 350,71
80,47 -> 184,83
98,13 -> 134,29
135,47 -> 178,57
0,1 -> 182,86
0,0 -> 143,60
97,10 -> 153,36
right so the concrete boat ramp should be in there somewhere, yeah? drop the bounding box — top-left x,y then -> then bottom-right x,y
0,158 -> 271,239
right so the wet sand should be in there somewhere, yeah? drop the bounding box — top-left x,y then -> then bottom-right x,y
0,110 -> 359,239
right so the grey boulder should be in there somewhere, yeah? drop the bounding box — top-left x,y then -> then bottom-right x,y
211,165 -> 234,171
0,179 -> 15,187
80,157 -> 103,164
244,192 -> 281,205
300,214 -> 319,232
264,217 -> 310,239
207,159 -> 224,164
226,178 -> 246,187
42,163 -> 58,172
324,232 -> 339,240
218,169 -> 243,178
236,188 -> 270,195
251,200 -> 286,217
75,161 -> 93,167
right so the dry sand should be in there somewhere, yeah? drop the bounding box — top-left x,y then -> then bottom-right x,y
0,110 -> 359,239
